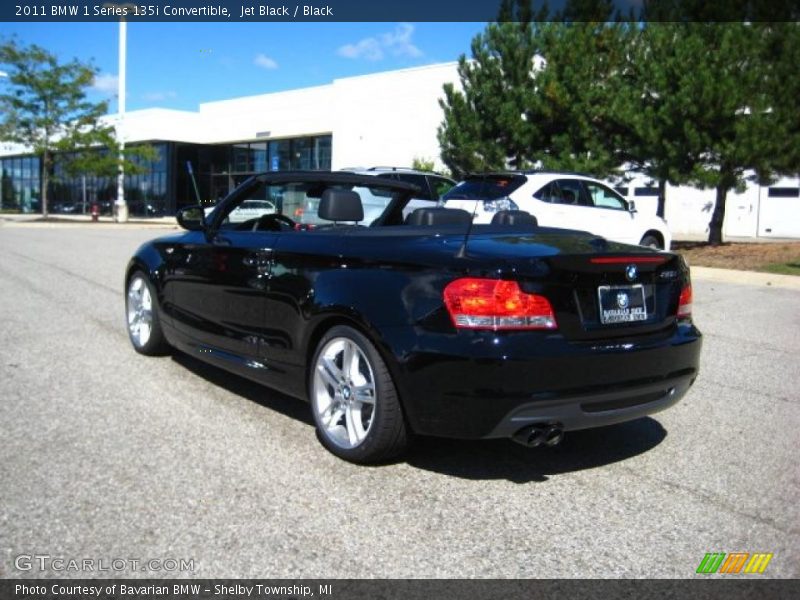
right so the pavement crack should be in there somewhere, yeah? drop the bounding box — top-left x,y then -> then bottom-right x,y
618,464 -> 800,537
695,378 -> 797,405
2,247 -> 119,296
702,332 -> 799,356
0,263 -> 124,341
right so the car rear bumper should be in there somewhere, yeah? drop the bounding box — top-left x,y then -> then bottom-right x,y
484,370 -> 692,438
383,323 -> 702,439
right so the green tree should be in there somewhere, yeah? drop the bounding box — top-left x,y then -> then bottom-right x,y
60,129 -> 158,188
438,0 -> 541,177
608,19 -> 800,240
440,2 -> 800,245
411,156 -> 436,173
751,23 -> 800,185
649,23 -> 795,245
57,135 -> 159,214
607,23 -> 704,218
529,19 -> 630,176
0,39 -> 143,217
438,0 -> 627,178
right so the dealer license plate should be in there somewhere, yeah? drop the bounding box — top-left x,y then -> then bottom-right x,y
598,285 -> 647,324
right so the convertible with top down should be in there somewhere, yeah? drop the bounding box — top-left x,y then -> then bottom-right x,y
125,171 -> 702,463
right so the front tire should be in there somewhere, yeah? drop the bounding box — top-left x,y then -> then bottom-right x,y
640,233 -> 662,249
309,325 -> 408,463
126,271 -> 169,356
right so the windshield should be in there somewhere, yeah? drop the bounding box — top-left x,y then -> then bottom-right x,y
215,179 -> 408,229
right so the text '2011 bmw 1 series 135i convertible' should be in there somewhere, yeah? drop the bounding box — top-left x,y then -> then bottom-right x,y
125,171 -> 701,463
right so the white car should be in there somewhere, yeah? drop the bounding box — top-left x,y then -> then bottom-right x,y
443,172 -> 671,250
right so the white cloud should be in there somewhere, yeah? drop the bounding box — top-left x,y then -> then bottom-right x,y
338,23 -> 423,62
92,73 -> 119,94
254,53 -> 278,70
142,91 -> 177,102
0,70 -> 8,78
338,37 -> 383,61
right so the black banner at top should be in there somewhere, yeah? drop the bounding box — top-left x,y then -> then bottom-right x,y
3,0 -> 800,22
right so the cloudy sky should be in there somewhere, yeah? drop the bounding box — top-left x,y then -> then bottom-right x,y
1,22 -> 485,112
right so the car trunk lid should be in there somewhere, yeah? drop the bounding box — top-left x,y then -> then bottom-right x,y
460,231 -> 688,341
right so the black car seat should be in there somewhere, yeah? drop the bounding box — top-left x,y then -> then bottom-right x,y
318,189 -> 364,224
406,207 -> 472,227
490,210 -> 538,226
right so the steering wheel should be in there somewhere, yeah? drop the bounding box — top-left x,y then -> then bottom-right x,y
251,213 -> 296,232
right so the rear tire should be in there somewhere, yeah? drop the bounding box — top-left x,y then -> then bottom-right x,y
125,271 -> 170,356
309,325 -> 408,463
640,234 -> 662,249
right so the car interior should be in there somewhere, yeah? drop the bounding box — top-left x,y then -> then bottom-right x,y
216,179 -> 539,233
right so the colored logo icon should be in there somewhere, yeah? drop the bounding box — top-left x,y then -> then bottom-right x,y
696,552 -> 773,574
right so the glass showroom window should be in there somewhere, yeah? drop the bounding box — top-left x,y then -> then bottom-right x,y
0,156 -> 41,212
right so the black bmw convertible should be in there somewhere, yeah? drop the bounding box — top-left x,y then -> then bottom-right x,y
125,171 -> 701,463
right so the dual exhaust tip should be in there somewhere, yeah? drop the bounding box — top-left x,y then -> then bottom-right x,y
512,423 -> 564,448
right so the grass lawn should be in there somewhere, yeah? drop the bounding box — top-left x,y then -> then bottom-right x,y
673,241 -> 800,276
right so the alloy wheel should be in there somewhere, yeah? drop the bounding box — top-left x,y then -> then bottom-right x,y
312,337 -> 377,449
127,276 -> 153,349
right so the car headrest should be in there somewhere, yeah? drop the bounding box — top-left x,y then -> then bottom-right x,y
318,189 -> 364,222
563,190 -> 578,204
406,207 -> 472,227
490,210 -> 538,227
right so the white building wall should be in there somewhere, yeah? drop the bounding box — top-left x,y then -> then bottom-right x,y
0,141 -> 28,155
755,176 -> 800,238
619,175 -> 800,239
663,185 -> 719,238
111,108 -> 208,144
330,63 -> 459,171
197,85 -> 333,142
94,87 -> 335,146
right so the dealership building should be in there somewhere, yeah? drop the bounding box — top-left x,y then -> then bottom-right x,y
1,61 -> 798,238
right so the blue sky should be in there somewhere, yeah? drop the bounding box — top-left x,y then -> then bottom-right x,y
0,22 -> 485,112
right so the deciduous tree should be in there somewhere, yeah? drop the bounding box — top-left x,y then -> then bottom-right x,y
0,38 -> 150,217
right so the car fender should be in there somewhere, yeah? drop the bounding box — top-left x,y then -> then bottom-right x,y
634,214 -> 672,249
299,265 -> 454,378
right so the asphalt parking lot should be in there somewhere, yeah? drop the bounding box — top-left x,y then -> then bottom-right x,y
0,223 -> 798,579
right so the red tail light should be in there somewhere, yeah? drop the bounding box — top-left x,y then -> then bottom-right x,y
443,278 -> 557,330
677,284 -> 692,318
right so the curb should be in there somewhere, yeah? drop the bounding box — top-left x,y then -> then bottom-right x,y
0,217 -> 177,230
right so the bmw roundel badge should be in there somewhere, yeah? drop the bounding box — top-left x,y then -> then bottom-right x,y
625,264 -> 638,281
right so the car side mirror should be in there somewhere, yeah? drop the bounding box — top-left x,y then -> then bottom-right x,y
176,205 -> 206,231
628,200 -> 637,213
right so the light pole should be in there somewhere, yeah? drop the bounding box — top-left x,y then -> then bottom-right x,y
1,71 -> 8,209
115,18 -> 128,222
103,2 -> 135,222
